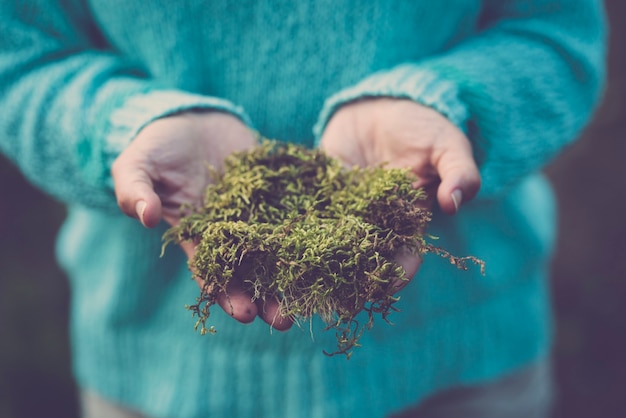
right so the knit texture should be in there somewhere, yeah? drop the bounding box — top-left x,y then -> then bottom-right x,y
0,1 -> 606,417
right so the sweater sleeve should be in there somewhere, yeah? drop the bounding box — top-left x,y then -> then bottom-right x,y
0,1 -> 251,210
314,0 -> 607,198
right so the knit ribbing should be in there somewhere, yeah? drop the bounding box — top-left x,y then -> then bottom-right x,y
69,257 -> 551,418
103,90 -> 253,188
313,65 -> 469,143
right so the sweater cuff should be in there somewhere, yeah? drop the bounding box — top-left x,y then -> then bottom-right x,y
313,65 -> 468,145
97,90 -> 252,188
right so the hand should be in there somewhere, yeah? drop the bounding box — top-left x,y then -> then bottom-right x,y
112,111 -> 293,330
319,98 -> 481,282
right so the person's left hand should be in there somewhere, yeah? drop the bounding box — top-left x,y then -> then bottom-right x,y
318,98 -> 481,287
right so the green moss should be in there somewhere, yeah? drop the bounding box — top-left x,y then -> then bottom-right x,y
163,139 -> 483,357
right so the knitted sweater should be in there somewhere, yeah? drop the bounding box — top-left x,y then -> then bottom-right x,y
0,1 -> 605,417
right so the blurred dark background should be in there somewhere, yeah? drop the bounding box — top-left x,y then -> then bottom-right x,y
547,0 -> 626,416
1,2 -> 625,417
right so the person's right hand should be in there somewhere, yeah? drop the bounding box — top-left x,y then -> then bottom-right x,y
111,111 -> 293,330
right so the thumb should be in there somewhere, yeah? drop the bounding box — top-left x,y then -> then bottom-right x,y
111,160 -> 163,228
433,137 -> 481,215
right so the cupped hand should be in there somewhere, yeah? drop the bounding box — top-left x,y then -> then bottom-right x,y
111,111 -> 293,330
319,98 -> 481,283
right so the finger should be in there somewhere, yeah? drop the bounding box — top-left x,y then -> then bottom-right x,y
433,135 -> 481,215
215,280 -> 258,324
179,241 -> 196,260
111,159 -> 163,228
391,247 -> 422,293
257,298 -> 293,331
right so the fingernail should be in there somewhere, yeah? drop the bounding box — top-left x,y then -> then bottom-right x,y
451,189 -> 462,213
136,200 -> 147,226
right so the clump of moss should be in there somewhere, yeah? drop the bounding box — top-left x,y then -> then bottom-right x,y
163,140 -> 483,357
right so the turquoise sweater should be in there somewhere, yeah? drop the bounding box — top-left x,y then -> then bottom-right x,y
0,1 -> 605,417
